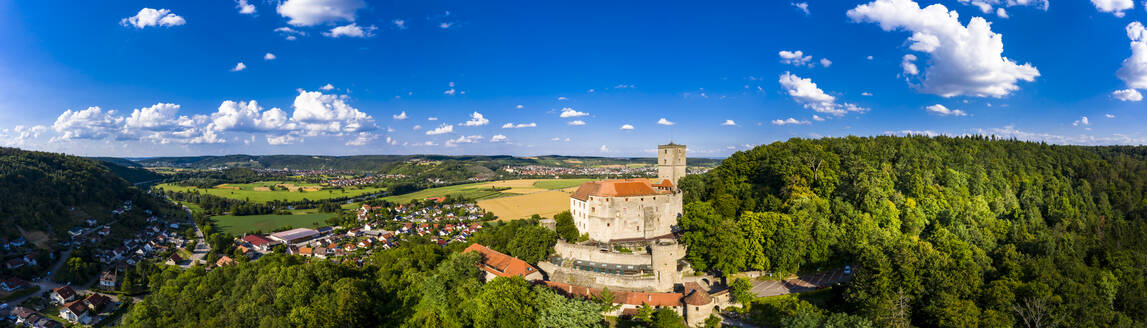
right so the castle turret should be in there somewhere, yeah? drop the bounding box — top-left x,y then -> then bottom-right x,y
657,143 -> 686,189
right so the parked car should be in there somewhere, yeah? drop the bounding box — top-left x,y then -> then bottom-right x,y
844,265 -> 852,275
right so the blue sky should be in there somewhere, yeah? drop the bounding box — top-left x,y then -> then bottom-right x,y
0,0 -> 1144,157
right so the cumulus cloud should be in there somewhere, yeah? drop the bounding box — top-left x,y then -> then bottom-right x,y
267,134 -> 302,145
491,134 -> 508,142
568,120 -> 587,126
559,107 -> 589,118
1106,113 -> 1116,118
1073,116 -> 1090,126
792,2 -> 810,15
771,117 -> 811,125
1091,0 -> 1134,17
924,104 -> 968,116
620,124 -> 635,130
778,72 -> 867,116
289,89 -> 376,135
231,62 -> 247,72
501,122 -> 536,128
412,125 -> 422,130
275,27 -> 305,40
721,120 -> 737,126
277,0 -> 366,26
848,0 -> 1040,98
600,144 -> 609,152
820,58 -> 833,67
264,53 -> 276,60
957,0 -> 1048,14
515,104 -> 524,109
427,117 -> 438,121
345,132 -> 377,146
901,54 -> 919,75
445,135 -> 483,147
426,124 -> 453,135
321,84 -> 335,91
444,82 -> 457,95
52,107 -> 125,140
393,111 -> 408,120
237,0 -> 256,14
121,8 -> 186,29
1117,22 -> 1147,89
208,100 -> 291,132
324,23 -> 377,38
124,103 -> 183,130
657,118 -> 675,126
1113,88 -> 1143,102
460,112 -> 489,127
393,19 -> 406,29
779,50 -> 813,66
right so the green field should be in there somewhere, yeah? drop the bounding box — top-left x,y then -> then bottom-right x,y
155,181 -> 385,203
214,213 -> 333,235
382,178 -> 592,203
532,179 -> 592,190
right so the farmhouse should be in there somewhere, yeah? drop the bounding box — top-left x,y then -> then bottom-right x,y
464,243 -> 543,281
269,228 -> 320,244
51,286 -> 77,304
60,300 -> 92,324
242,234 -> 277,251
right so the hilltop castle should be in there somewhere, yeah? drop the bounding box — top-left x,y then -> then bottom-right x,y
536,143 -> 726,326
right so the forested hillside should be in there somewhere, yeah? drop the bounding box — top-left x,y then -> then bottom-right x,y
678,136 -> 1147,327
0,148 -> 155,239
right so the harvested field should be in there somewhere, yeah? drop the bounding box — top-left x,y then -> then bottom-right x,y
477,187 -> 579,221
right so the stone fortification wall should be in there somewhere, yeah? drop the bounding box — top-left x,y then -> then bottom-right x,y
539,261 -> 668,292
553,241 -> 652,266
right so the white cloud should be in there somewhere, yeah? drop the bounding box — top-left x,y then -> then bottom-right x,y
721,120 -> 737,126
267,134 -> 301,145
321,83 -> 335,91
771,118 -> 811,126
1106,113 -> 1116,118
866,55 -> 875,60
861,92 -> 874,96
812,115 -> 825,121
444,82 -> 457,95
568,120 -> 587,126
1113,88 -> 1144,101
1073,116 -> 1091,126
289,89 -> 376,135
231,62 -> 247,72
600,144 -> 609,152
620,124 -> 635,130
393,111 -> 408,120
559,107 -> 589,118
901,54 -> 919,75
779,72 -> 866,116
385,136 -> 398,145
324,23 -> 376,38
412,125 -> 422,130
491,134 -> 507,142
460,112 -> 489,127
445,135 -> 483,147
977,125 -> 1147,145
264,53 -> 276,60
515,104 -> 524,109
439,22 -> 455,29
924,104 -> 968,116
557,96 -> 568,101
427,117 -> 438,121
996,8 -> 1009,18
820,58 -> 833,67
277,0 -> 365,26
501,122 -> 536,128
237,0 -> 256,14
208,100 -> 291,133
52,106 -> 124,140
393,19 -> 406,29
1117,22 -> 1147,89
779,50 -> 813,66
792,2 -> 810,15
121,8 -> 186,29
956,0 -> 1049,13
275,27 -> 305,40
345,132 -> 377,146
124,103 -> 182,130
848,0 -> 1040,98
426,124 -> 453,135
657,118 -> 675,126
1091,0 -> 1134,17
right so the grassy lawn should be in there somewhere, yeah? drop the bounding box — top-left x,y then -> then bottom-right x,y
155,182 -> 385,203
382,182 -> 509,203
214,213 -> 335,235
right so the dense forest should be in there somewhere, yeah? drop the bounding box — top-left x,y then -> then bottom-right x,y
678,136 -> 1147,327
0,147 -> 160,239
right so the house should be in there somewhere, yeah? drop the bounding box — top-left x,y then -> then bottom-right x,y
100,270 -> 117,288
215,256 -> 235,267
241,234 -> 276,251
10,237 -> 26,247
313,247 -> 328,259
1,277 -> 30,291
298,247 -> 313,257
165,253 -> 183,266
84,293 -> 113,313
463,243 -> 544,281
23,253 -> 39,266
60,300 -> 92,324
52,286 -> 77,304
12,306 -> 36,325
5,258 -> 24,269
68,227 -> 85,238
86,219 -> 98,226
98,226 -> 110,236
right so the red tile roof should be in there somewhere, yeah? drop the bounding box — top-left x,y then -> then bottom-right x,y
64,300 -> 88,316
571,179 -> 669,201
463,243 -> 540,279
542,281 -> 683,307
242,234 -> 274,247
53,286 -> 76,300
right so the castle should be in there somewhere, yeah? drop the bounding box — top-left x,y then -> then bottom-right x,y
536,143 -> 727,326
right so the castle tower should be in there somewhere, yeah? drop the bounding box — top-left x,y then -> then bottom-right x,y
657,143 -> 686,189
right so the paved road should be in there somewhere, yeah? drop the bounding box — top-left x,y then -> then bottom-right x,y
182,206 -> 209,267
749,268 -> 851,297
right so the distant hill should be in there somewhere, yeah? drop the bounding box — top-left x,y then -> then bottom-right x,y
0,148 -> 148,239
127,154 -> 723,171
